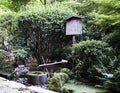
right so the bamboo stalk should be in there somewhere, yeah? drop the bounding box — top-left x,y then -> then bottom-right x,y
38,59 -> 68,67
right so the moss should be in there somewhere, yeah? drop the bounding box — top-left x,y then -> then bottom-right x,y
62,88 -> 74,93
48,73 -> 69,92
27,71 -> 46,76
63,81 -> 110,93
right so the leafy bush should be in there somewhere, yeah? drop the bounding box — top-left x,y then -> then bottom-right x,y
14,3 -> 76,62
50,47 -> 72,61
0,49 -> 8,62
104,67 -> 120,93
13,47 -> 30,64
0,61 -> 15,73
16,3 -> 76,32
60,68 -> 73,79
71,40 -> 117,83
103,31 -> 120,54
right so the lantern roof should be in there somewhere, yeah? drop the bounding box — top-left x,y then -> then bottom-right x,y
65,15 -> 84,22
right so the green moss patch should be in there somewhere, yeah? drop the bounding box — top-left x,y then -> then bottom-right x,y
62,81 -> 110,93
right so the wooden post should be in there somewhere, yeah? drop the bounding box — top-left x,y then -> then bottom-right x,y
72,35 -> 76,44
72,35 -> 76,70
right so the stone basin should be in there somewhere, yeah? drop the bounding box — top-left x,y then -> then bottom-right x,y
27,71 -> 48,86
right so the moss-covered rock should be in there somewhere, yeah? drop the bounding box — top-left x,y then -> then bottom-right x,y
48,72 -> 69,92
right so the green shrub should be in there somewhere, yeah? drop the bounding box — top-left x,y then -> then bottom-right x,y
13,47 -> 30,64
71,40 -> 117,83
103,31 -> 120,54
60,68 -> 73,79
16,3 -> 76,33
0,49 -> 8,62
13,3 -> 76,62
104,67 -> 120,93
50,47 -> 72,61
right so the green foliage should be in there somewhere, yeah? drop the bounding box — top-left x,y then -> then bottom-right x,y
0,6 -> 15,41
71,40 -> 117,82
16,2 -> 76,31
0,61 -> 15,71
60,68 -> 73,79
0,29 -> 8,42
48,72 -> 69,92
62,1 -> 82,12
0,6 -> 13,26
0,49 -> 8,62
90,0 -> 120,57
103,31 -> 120,54
87,0 -> 120,32
13,47 -> 30,64
0,0 -> 32,12
50,47 -> 72,61
13,2 -> 76,62
104,67 -> 120,92
62,0 -> 97,15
